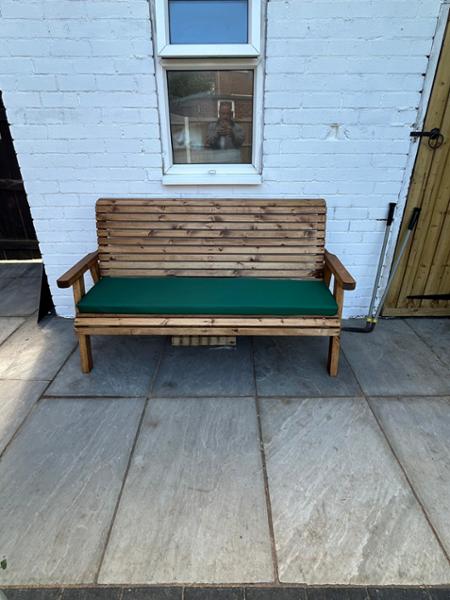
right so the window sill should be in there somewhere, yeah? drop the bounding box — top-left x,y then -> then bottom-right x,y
162,167 -> 262,186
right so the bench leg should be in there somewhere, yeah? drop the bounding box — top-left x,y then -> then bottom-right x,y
78,334 -> 93,373
327,335 -> 340,377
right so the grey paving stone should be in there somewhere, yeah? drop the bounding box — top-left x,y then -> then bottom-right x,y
370,397 -> 450,556
61,589 -> 121,600
254,337 -> 361,397
0,276 -> 42,316
428,589 -> 450,600
0,398 -> 145,584
99,397 -> 273,584
0,317 -> 25,345
245,588 -> 306,600
0,262 -> 40,279
260,397 -> 450,584
0,379 -> 48,454
47,336 -> 164,397
0,316 -> 76,381
0,589 -> 62,600
122,588 -> 182,600
367,589 -> 431,600
307,589 -> 369,600
153,338 -> 255,397
184,590 -> 244,600
342,319 -> 450,396
406,318 -> 450,366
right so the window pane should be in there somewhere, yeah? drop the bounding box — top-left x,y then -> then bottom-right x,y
169,0 -> 248,44
167,70 -> 253,165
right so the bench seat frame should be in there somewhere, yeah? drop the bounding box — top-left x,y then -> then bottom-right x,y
57,199 -> 355,376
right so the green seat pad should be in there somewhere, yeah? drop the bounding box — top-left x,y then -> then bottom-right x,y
77,276 -> 338,316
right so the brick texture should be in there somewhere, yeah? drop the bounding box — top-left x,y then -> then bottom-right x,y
0,0 -> 443,316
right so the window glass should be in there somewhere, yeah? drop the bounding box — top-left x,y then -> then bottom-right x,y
167,70 -> 253,165
168,0 -> 248,45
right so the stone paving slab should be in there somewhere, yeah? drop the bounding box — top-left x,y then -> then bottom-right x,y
0,590 -> 449,600
0,398 -> 145,585
0,276 -> 42,317
254,337 -> 361,397
0,316 -> 25,345
0,262 -> 41,279
99,397 -> 273,584
342,320 -> 450,396
0,590 -> 63,600
122,588 -> 181,600
153,337 -> 255,397
0,316 -> 76,381
370,396 -> 450,556
0,379 -> 48,454
405,318 -> 450,366
260,397 -> 450,585
47,336 -> 164,397
245,588 -> 306,600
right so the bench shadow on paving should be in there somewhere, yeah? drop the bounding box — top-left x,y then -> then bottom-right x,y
46,335 -> 164,397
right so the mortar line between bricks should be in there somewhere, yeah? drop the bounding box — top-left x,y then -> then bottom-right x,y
251,336 -> 280,584
94,338 -> 168,583
366,397 -> 450,567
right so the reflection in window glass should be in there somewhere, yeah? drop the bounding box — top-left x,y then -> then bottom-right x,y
169,0 -> 248,45
167,70 -> 253,165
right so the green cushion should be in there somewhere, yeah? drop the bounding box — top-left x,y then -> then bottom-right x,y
77,276 -> 338,316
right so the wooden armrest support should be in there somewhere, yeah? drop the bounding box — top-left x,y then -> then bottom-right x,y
57,251 -> 99,289
324,250 -> 356,290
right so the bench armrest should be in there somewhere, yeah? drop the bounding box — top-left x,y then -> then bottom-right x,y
57,251 -> 99,289
324,250 -> 356,291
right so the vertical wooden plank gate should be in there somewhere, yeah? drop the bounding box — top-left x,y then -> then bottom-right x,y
384,16 -> 450,317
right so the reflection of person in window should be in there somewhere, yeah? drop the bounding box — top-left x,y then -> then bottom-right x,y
206,102 -> 244,150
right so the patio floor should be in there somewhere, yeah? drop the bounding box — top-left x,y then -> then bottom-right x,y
0,262 -> 450,598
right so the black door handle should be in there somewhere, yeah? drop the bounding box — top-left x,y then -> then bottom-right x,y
410,127 -> 444,149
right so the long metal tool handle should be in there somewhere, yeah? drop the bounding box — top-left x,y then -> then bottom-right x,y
373,207 -> 421,321
367,202 -> 396,319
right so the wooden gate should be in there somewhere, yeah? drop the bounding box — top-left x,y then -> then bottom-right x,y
0,91 -> 40,260
384,16 -> 450,316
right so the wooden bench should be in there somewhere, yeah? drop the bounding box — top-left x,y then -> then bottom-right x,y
57,198 -> 355,375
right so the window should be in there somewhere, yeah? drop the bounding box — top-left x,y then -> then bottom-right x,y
167,70 -> 253,165
169,1 -> 248,45
153,0 -> 264,185
155,0 -> 261,57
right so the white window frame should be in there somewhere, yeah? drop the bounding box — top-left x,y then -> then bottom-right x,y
154,0 -> 262,57
156,58 -> 264,185
151,0 -> 265,185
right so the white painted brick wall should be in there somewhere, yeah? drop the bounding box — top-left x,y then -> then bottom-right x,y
0,0 -> 444,317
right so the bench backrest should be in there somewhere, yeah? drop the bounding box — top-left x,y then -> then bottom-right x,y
96,198 -> 326,279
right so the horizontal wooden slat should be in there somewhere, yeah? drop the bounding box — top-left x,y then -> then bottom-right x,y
98,229 -> 324,240
76,316 -> 339,327
100,269 -> 322,278
99,252 -> 324,263
76,326 -> 339,336
98,231 -> 324,244
97,198 -> 326,208
101,260 -> 322,270
98,219 -> 324,231
98,213 -> 325,223
99,245 -> 324,255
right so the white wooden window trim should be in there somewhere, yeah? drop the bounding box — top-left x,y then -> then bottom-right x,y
154,0 -> 262,57
155,57 -> 264,186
